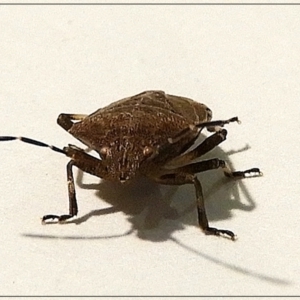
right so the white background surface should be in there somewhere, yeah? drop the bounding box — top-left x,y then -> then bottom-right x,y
0,4 -> 299,296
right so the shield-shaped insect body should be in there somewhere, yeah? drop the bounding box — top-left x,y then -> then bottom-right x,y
0,90 -> 262,240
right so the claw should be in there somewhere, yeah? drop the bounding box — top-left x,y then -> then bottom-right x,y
242,168 -> 263,178
41,214 -> 59,224
204,227 -> 236,240
41,214 -> 74,224
229,168 -> 262,178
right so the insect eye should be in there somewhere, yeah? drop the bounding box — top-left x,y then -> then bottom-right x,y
99,146 -> 110,159
143,146 -> 153,157
206,107 -> 212,119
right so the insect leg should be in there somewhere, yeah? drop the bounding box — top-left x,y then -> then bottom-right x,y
147,126 -> 201,167
192,176 -> 236,239
167,129 -> 227,167
42,145 -> 108,223
169,117 -> 239,145
42,160 -> 78,222
149,117 -> 239,167
153,159 -> 261,239
154,173 -> 236,240
57,113 -> 88,131
174,158 -> 262,178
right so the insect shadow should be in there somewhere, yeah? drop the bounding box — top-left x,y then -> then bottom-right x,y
66,134 -> 256,242
23,139 -> 291,285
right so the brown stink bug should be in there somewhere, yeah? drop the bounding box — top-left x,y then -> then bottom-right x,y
0,90 -> 262,240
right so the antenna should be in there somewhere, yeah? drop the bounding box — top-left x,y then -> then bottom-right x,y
0,136 -> 66,155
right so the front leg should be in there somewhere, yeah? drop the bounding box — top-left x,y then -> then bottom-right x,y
153,160 -> 262,239
154,173 -> 236,240
193,176 -> 236,239
42,145 -> 107,223
42,160 -> 78,222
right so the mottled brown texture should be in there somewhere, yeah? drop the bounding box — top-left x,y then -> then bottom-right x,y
0,90 -> 261,239
68,90 -> 212,182
49,90 -> 260,239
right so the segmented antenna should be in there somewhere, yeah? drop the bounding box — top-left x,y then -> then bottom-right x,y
0,136 -> 66,155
